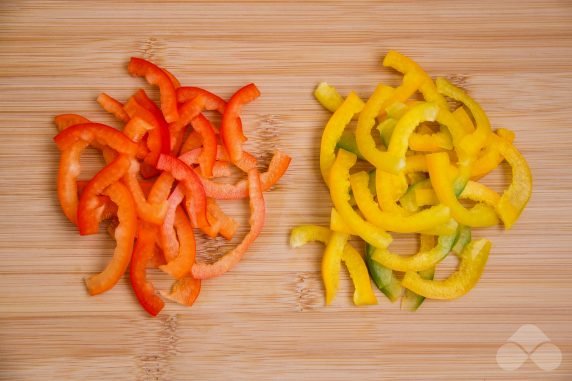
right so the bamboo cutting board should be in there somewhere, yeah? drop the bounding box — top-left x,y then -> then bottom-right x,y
1,1 -> 571,380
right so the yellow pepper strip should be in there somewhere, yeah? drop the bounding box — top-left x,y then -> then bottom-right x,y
350,171 -> 451,233
377,117 -> 396,147
378,70 -> 425,117
356,84 -> 404,173
409,131 -> 453,152
342,243 -> 378,306
314,82 -> 344,113
330,208 -> 357,235
365,243 -> 403,302
290,225 -> 331,248
289,225 -> 377,306
371,229 -> 458,272
329,149 -> 393,248
402,238 -> 491,299
421,219 -> 459,236
322,231 -> 349,305
375,170 -> 409,215
320,92 -> 364,185
427,152 -> 499,227
383,50 -> 448,110
452,106 -> 475,133
471,129 -> 516,179
415,180 -> 501,209
399,178 -> 433,212
490,134 -> 532,229
401,235 -> 437,311
405,154 -> 428,173
436,78 -> 491,157
385,102 -> 440,173
386,101 -> 408,119
451,225 -> 471,255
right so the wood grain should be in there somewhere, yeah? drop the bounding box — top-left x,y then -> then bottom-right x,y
1,0 -> 572,380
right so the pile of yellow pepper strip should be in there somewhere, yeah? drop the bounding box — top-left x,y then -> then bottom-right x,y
291,51 -> 532,309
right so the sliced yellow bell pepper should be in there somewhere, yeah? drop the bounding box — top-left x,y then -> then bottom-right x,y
329,149 -> 393,248
490,134 -> 532,229
427,152 -> 499,227
330,208 -> 357,235
401,234 -> 437,311
289,225 -> 377,306
452,106 -> 475,133
402,238 -> 491,299
436,78 -> 491,157
471,128 -> 516,179
375,170 -> 409,214
314,82 -> 344,113
377,69 -> 425,117
350,171 -> 451,233
409,131 -> 453,152
415,180 -> 501,209
322,231 -> 349,305
320,92 -> 364,185
371,229 -> 457,272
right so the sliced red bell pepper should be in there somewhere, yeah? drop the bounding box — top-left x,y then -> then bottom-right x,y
199,150 -> 291,199
85,181 -> 137,296
163,275 -> 201,307
54,114 -> 90,132
160,185 -> 184,262
206,197 -> 239,240
131,89 -> 171,155
179,130 -> 203,155
160,206 -> 196,279
221,83 -> 260,163
169,89 -> 228,135
57,141 -> 89,224
127,57 -> 179,123
156,154 -> 209,229
96,93 -> 130,123
162,67 -> 181,89
53,123 -> 139,156
176,86 -> 226,114
192,168 -> 266,279
130,222 -> 165,316
190,113 -> 217,178
77,154 -> 132,235
147,172 -> 175,204
123,159 -> 168,225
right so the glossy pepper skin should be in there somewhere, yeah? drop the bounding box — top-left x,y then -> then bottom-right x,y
127,57 -> 179,123
402,238 -> 491,299
85,181 -> 137,296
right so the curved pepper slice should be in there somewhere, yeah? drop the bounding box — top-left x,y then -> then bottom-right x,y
427,152 -> 499,227
128,57 -> 179,123
320,92 -> 364,184
400,234 -> 436,311
54,114 -> 90,132
130,222 -> 165,316
170,88 -> 228,136
85,181 -> 137,295
156,154 -> 208,229
131,89 -> 171,156
190,114 -> 217,178
402,238 -> 491,299
160,185 -> 184,262
314,82 -> 345,113
54,123 -> 138,156
163,275 -> 202,307
192,168 -> 266,279
375,170 -> 409,215
416,180 -> 501,209
221,83 -> 260,163
322,231 -> 349,305
471,128 -> 515,179
329,149 -> 392,248
370,230 -> 457,272
176,86 -> 226,114
490,134 -> 533,229
364,243 -> 402,302
197,150 -> 291,200
436,78 -> 491,158
350,171 -> 451,233
290,225 -> 377,306
159,207 -> 196,279
57,141 -> 90,224
96,93 -> 129,123
409,131 -> 453,152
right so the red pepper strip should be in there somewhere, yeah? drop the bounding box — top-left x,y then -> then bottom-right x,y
85,181 -> 137,296
161,185 -> 184,262
127,57 -> 179,123
77,180 -> 118,221
156,154 -> 209,229
124,159 -> 168,225
199,150 -> 291,200
147,245 -> 167,268
169,91 -> 229,136
57,141 -> 89,224
77,155 -> 131,235
179,130 -> 203,155
207,198 -> 239,240
96,93 -> 130,123
176,86 -> 226,114
192,168 -> 266,280
131,89 -> 171,155
53,123 -> 138,156
148,172 -> 175,204
160,207 -> 196,279
191,114 -> 217,178
54,114 -> 90,132
123,116 -> 154,143
130,222 -> 165,316
162,67 -> 181,89
221,83 -> 260,163
163,275 -> 201,307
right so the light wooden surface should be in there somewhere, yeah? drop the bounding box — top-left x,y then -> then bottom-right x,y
1,1 -> 572,380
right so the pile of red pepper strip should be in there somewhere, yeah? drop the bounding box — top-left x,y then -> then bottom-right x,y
54,57 -> 291,316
